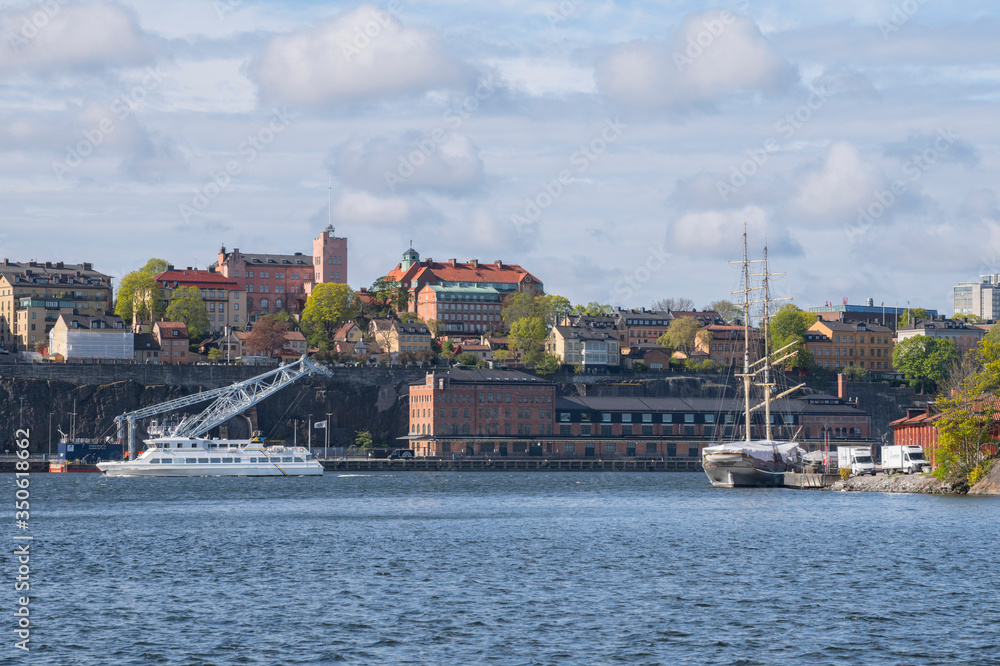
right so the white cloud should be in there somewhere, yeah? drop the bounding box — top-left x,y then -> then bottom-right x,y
669,205 -> 800,259
787,142 -> 887,224
250,3 -> 470,105
487,58 -> 596,96
333,189 -> 413,226
596,11 -> 796,110
329,131 -> 484,195
0,2 -> 153,73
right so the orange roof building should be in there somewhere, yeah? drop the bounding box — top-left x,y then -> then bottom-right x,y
384,246 -> 543,336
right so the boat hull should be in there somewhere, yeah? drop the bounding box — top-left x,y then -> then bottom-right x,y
97,461 -> 323,477
702,455 -> 785,488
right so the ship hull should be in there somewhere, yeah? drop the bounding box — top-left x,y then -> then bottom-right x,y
97,461 -> 323,477
702,451 -> 792,488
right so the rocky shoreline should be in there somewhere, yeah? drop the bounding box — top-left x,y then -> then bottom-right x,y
829,473 -> 962,494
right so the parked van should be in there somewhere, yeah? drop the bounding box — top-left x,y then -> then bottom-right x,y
837,446 -> 876,476
389,449 -> 414,460
880,445 -> 929,474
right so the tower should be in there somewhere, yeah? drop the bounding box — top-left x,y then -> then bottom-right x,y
313,225 -> 348,284
401,243 -> 420,272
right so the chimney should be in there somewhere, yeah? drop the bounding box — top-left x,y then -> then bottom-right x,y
470,259 -> 479,269
82,263 -> 92,271
448,259 -> 456,267
837,373 -> 846,400
45,261 -> 52,268
2,259 -> 7,265
494,260 -> 502,268
56,262 -> 63,269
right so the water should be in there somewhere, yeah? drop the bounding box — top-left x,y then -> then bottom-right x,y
4,472 -> 999,665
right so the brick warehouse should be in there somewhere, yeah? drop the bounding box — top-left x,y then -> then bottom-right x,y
407,370 -> 873,458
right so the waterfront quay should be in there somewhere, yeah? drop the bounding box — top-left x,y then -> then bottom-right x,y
321,456 -> 703,472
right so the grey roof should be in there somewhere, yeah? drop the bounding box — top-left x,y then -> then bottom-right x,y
134,333 -> 160,350
415,368 -> 555,385
0,261 -> 110,285
59,313 -> 127,330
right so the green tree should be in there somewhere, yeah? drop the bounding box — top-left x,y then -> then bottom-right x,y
543,294 -> 573,327
208,348 -> 222,362
355,430 -> 373,450
165,286 -> 210,339
570,302 -> 613,317
952,313 -> 985,324
842,364 -> 868,381
441,341 -> 456,359
898,307 -> 930,328
245,314 -> 290,357
532,352 -> 561,375
934,391 -> 997,484
115,271 -> 162,328
399,311 -> 419,323
456,351 -> 480,366
892,336 -> 959,393
509,316 -> 547,356
140,258 -> 170,275
425,318 -> 444,337
493,349 -> 511,364
769,304 -> 815,370
658,316 -> 703,353
367,276 -> 409,316
301,283 -> 357,347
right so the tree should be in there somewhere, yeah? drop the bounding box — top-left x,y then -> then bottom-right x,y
140,258 -> 170,275
456,351 -> 480,366
355,430 -> 373,450
493,349 -> 511,364
441,341 -> 456,359
301,283 -> 357,347
208,348 -> 222,363
842,364 -> 868,381
934,391 -> 997,484
898,307 -> 930,328
508,316 -> 547,357
399,311 -> 419,323
569,302 -> 613,317
165,286 -> 210,340
708,300 -> 742,324
397,351 -> 416,366
654,297 -> 694,312
245,314 -> 290,357
543,295 -> 573,327
532,352 -> 561,375
115,271 -> 162,329
425,318 -> 444,337
367,276 -> 409,317
892,336 -> 959,393
769,304 -> 815,370
952,313 -> 985,324
658,316 -> 703,353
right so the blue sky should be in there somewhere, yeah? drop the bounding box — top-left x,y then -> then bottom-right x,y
1,0 -> 998,314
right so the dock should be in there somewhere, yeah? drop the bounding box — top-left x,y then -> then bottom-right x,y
321,458 -> 702,472
784,472 -> 841,489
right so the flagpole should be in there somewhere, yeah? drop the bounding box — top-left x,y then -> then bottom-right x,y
308,412 -> 312,455
325,411 -> 332,459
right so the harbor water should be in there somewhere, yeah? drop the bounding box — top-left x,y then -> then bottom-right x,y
6,472 -> 1000,665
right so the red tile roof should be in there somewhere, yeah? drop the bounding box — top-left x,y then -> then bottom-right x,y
386,259 -> 541,286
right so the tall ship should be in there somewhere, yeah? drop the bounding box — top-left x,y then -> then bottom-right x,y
97,356 -> 329,478
702,232 -> 806,488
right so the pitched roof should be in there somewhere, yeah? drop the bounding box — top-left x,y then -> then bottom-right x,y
155,269 -> 240,290
58,313 -> 127,330
154,321 -> 189,337
387,258 -> 541,287
413,368 -> 555,386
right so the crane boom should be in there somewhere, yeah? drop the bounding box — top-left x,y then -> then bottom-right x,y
116,356 -> 332,458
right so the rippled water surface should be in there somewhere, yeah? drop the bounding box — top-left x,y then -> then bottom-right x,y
4,472 -> 1000,665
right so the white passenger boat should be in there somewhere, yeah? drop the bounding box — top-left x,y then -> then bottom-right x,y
97,437 -> 323,477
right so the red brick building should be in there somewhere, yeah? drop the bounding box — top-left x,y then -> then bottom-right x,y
155,268 -> 244,333
385,247 -> 542,335
214,225 -> 348,321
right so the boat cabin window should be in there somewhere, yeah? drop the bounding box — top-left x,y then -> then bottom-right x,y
210,458 -> 221,463
198,458 -> 209,464
294,457 -> 304,463
186,458 -> 197,463
149,458 -> 159,464
282,457 -> 293,462
222,458 -> 233,463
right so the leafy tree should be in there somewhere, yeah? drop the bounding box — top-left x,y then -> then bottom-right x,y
140,258 -> 170,275
658,316 -> 706,353
493,349 -> 511,364
115,271 -> 162,328
708,300 -> 742,324
456,351 -> 480,366
415,350 -> 437,366
842,364 -> 868,381
934,391 -> 997,484
397,351 -> 416,366
367,276 -> 409,316
301,283 -> 357,347
165,286 -> 210,340
898,307 -> 930,328
543,295 -> 573,326
355,430 -> 373,450
208,348 -> 222,362
399,311 -> 419,323
509,316 -> 547,356
892,336 -> 959,393
570,302 -> 613,317
441,341 -> 456,359
769,304 -> 815,370
245,314 -> 290,357
532,352 -> 561,375
503,293 -> 576,332
654,297 -> 694,312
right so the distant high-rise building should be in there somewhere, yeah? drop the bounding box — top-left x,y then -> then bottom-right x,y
953,275 -> 1000,319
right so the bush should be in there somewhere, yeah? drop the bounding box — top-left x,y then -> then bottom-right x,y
839,468 -> 851,481
968,459 -> 995,486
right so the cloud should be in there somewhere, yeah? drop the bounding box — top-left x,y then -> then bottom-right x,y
883,130 -> 980,168
250,3 -> 471,106
960,188 -> 1000,221
786,142 -> 890,225
0,2 -> 154,74
668,205 -> 801,259
596,10 -> 796,111
327,131 -> 485,195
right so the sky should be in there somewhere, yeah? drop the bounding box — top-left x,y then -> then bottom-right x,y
1,0 -> 998,314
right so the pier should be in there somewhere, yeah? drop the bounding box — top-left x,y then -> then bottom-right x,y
783,472 -> 841,489
321,458 -> 703,472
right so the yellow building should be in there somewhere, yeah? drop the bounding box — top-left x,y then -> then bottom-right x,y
0,260 -> 112,352
806,317 -> 895,373
368,319 -> 432,356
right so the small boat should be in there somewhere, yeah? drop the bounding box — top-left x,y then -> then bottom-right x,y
97,437 -> 323,477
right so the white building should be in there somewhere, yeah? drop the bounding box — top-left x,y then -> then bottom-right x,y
49,313 -> 133,360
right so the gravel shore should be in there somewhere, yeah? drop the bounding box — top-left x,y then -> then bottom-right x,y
829,473 -> 960,494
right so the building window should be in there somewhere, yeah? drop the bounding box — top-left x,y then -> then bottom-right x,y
261,299 -> 268,308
